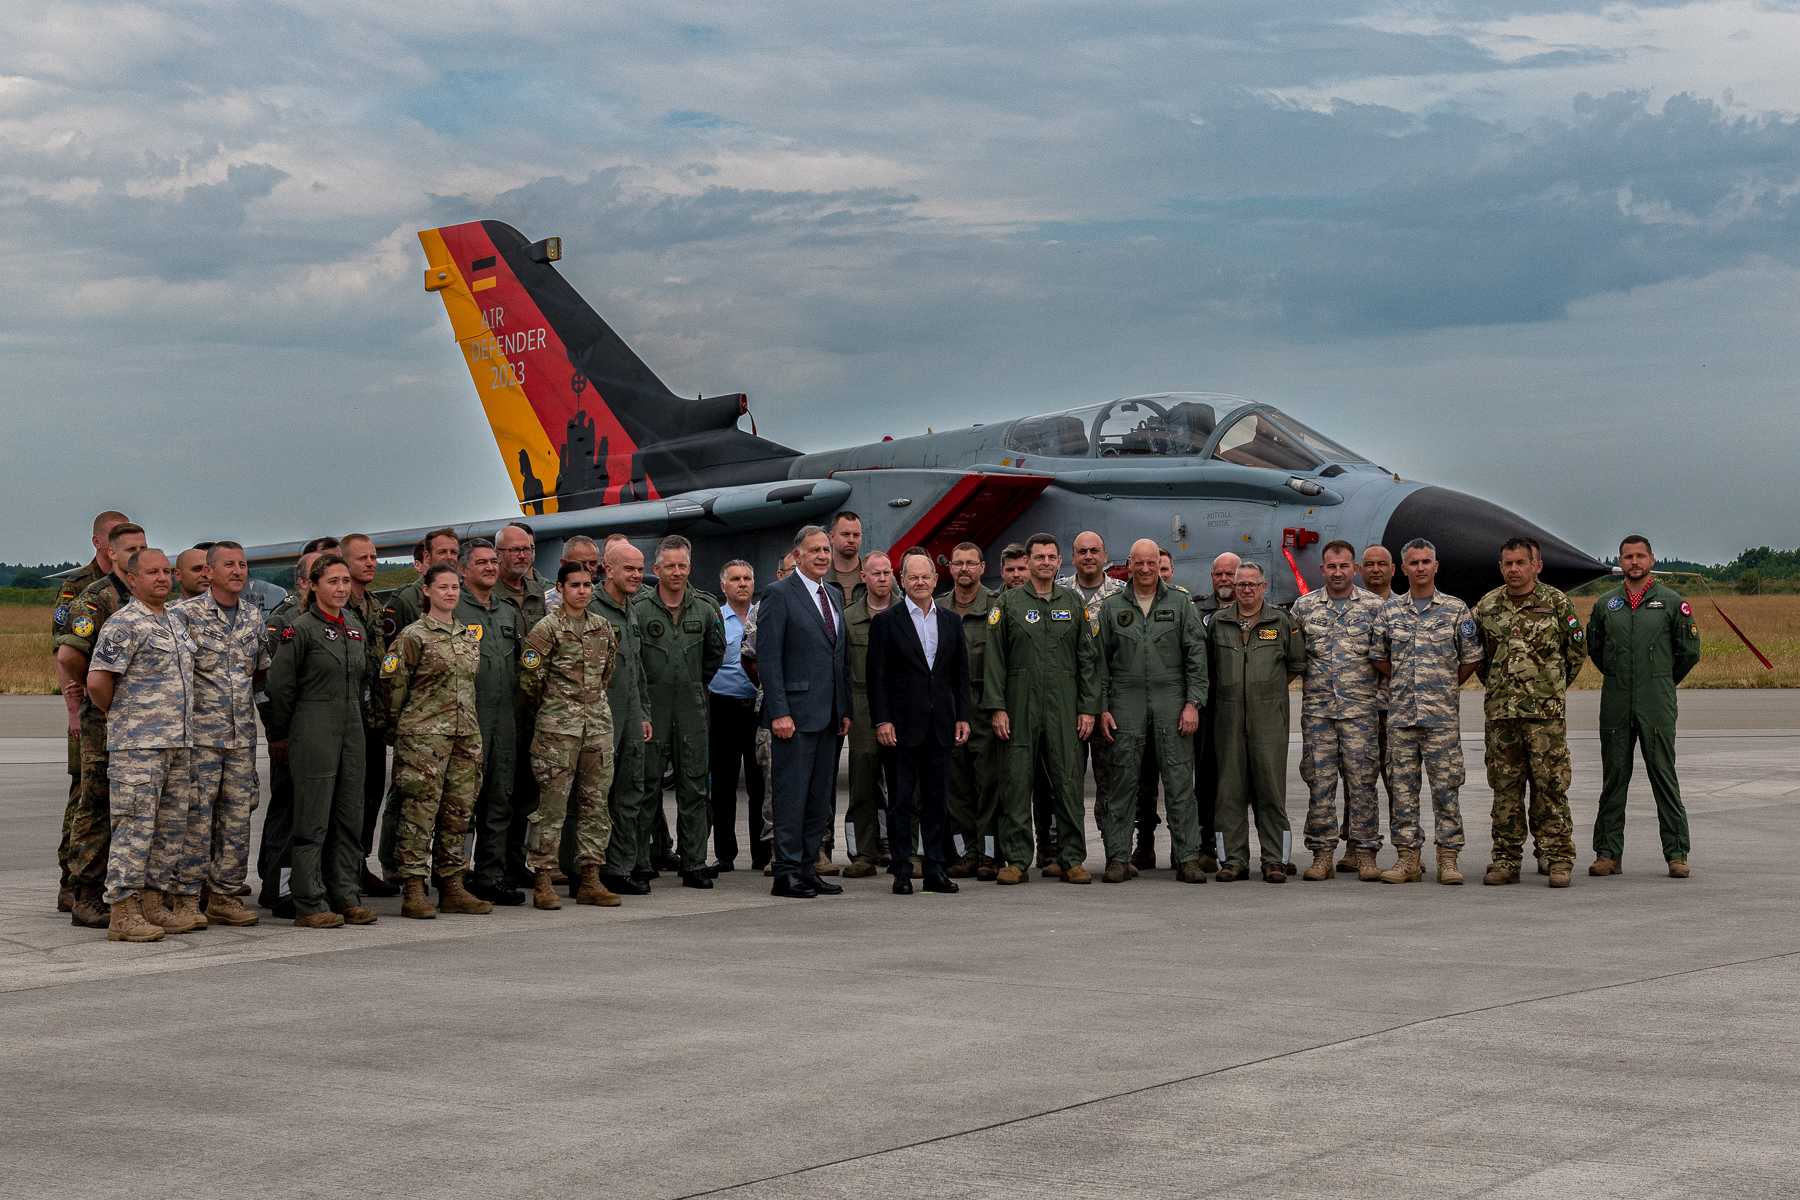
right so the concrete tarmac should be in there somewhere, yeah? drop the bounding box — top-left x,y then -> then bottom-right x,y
2,691 -> 1797,1198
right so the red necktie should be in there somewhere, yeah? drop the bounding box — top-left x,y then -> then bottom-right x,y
817,584 -> 836,643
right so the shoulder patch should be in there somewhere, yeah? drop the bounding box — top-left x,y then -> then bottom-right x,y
1566,615 -> 1580,628
380,652 -> 400,676
72,614 -> 96,638
53,604 -> 68,626
986,607 -> 1002,627
1679,601 -> 1692,616
1458,619 -> 1476,639
521,647 -> 542,670
281,627 -> 295,642
465,624 -> 484,642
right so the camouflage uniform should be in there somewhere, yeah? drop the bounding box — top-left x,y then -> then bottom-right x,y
56,573 -> 133,894
1372,592 -> 1483,850
981,584 -> 1102,871
90,600 -> 197,905
635,588 -> 725,873
499,570 -> 551,884
594,587 -> 653,882
1292,587 -> 1386,853
383,616 -> 484,880
1092,584 -> 1209,865
171,591 -> 270,894
1473,583 -> 1586,870
520,607 -> 618,869
265,607 -> 372,917
842,595 -> 897,864
256,591 -> 304,900
1206,603 -> 1305,871
941,585 -> 1002,867
1059,574 -> 1124,840
52,557 -> 104,886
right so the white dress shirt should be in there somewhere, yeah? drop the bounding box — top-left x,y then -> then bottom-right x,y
905,595 -> 938,668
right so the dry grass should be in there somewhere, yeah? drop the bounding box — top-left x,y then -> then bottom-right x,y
3,591 -> 1796,695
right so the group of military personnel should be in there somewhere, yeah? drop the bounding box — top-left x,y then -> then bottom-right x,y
47,506 -> 1700,944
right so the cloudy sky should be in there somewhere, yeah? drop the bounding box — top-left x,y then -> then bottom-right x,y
4,0 -> 1797,565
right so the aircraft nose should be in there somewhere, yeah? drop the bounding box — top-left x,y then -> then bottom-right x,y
1383,485 -> 1608,605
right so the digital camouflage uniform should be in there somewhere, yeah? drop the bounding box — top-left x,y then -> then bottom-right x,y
90,600 -> 197,905
1372,591 -> 1483,850
1586,581 -> 1702,864
383,615 -> 484,880
634,588 -> 725,873
455,589 -> 527,889
1206,603 -> 1305,871
57,572 -> 133,894
594,586 -> 652,881
265,608 -> 372,917
981,583 -> 1101,871
520,607 -> 618,869
942,585 -> 1001,867
171,592 -> 270,893
256,591 -> 304,899
1473,582 -> 1586,870
1092,584 -> 1209,866
52,557 -> 104,885
1292,587 -> 1387,853
842,594 -> 897,864
1059,574 -> 1124,839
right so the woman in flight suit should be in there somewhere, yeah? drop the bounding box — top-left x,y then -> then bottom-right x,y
266,553 -> 375,928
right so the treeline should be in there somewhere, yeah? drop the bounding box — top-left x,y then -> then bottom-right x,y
1597,546 -> 1800,595
0,562 -> 78,588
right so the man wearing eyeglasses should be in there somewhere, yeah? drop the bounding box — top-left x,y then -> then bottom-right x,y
494,522 -> 551,894
1205,561 -> 1304,882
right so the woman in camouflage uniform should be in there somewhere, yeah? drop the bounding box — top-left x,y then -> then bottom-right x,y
383,563 -> 492,920
519,563 -> 620,910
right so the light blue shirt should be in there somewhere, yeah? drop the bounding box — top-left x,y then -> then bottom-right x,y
906,595 -> 938,669
709,604 -> 757,699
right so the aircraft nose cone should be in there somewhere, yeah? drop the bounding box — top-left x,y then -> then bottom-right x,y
1384,485 -> 1608,605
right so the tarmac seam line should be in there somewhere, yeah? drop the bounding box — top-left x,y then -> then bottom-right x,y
662,944 -> 1800,1199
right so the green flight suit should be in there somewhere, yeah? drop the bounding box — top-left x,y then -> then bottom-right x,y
1586,581 -> 1702,864
265,608 -> 372,916
1094,584 -> 1210,866
941,585 -> 1001,866
1206,603 -> 1304,871
594,585 -> 653,881
347,588 -> 390,861
634,587 -> 725,873
981,584 -> 1101,871
498,570 -> 551,881
455,589 -> 527,889
843,595 -> 898,863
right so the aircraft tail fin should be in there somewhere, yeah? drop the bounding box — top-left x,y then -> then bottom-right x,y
419,220 -> 758,513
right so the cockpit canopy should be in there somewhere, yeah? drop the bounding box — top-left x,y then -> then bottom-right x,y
1003,392 -> 1368,472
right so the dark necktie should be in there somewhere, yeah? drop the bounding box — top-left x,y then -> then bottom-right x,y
817,584 -> 836,644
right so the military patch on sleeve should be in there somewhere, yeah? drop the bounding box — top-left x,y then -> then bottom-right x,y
1679,601 -> 1692,616
53,604 -> 68,627
1688,622 -> 1698,637
281,627 -> 295,641
521,647 -> 542,670
72,614 -> 95,638
987,607 -> 1002,627
380,652 -> 400,676
1459,619 -> 1477,639
1257,628 -> 1279,641
382,615 -> 398,637
465,624 -> 484,642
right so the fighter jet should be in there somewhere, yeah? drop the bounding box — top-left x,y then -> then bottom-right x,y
251,219 -> 1606,604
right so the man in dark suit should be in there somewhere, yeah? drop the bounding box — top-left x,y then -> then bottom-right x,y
756,525 -> 854,898
867,548 -> 970,895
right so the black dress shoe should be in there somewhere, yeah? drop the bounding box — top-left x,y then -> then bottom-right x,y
808,877 -> 844,895
360,868 -> 399,898
653,852 -> 681,873
922,876 -> 959,894
270,896 -> 296,919
468,879 -> 526,906
681,870 -> 714,890
771,876 -> 818,898
604,873 -> 651,896
892,878 -> 914,895
699,863 -> 721,879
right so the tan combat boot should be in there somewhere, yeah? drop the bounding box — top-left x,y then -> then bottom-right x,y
295,910 -> 345,928
814,852 -> 841,877
142,888 -> 201,934
1435,848 -> 1464,885
576,864 -> 622,907
1042,861 -> 1065,879
1354,847 -> 1382,882
1589,857 -> 1621,876
206,891 -> 260,926
400,878 -> 436,919
437,874 -> 494,915
1380,847 -> 1423,884
107,893 -> 165,943
1482,861 -> 1519,886
169,893 -> 209,930
1062,864 -> 1092,883
1175,858 -> 1209,884
1302,848 -> 1335,881
1335,854 -> 1358,874
1668,859 -> 1691,879
1102,860 -> 1129,884
532,870 -> 562,910
57,884 -> 74,913
1546,862 -> 1573,888
842,858 -> 878,879
995,864 -> 1026,885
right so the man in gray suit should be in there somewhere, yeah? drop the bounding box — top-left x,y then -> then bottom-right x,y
757,525 -> 854,898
